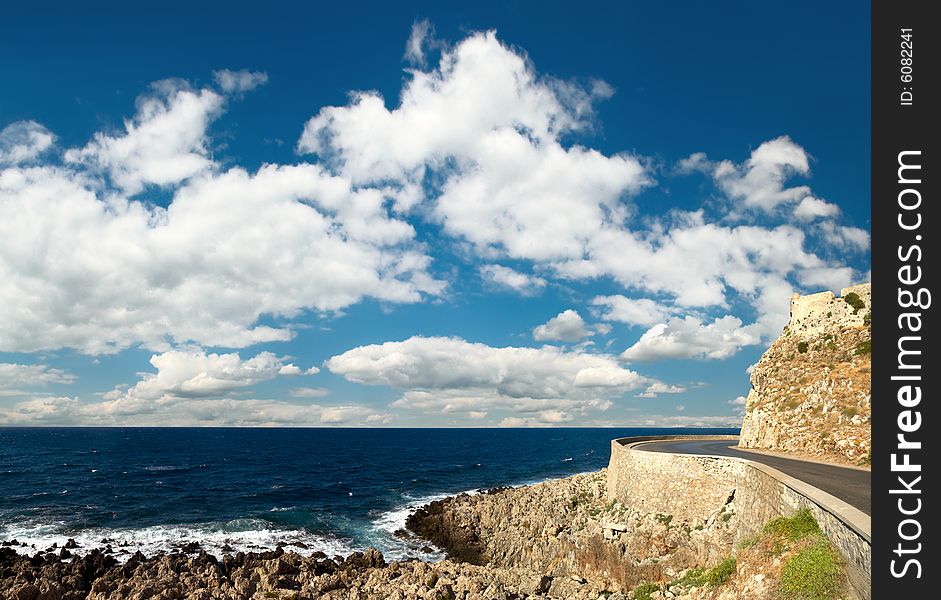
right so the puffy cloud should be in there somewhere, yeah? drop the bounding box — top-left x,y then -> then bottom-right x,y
675,151 -> 712,175
533,309 -> 592,342
1,102 -> 442,355
0,395 -> 81,424
794,196 -> 840,221
591,295 -> 672,327
278,364 -> 303,376
713,136 -> 812,212
300,31 -> 605,181
433,132 -> 648,261
620,315 -> 760,362
64,83 -> 224,194
0,349 -> 376,426
326,335 -> 645,416
101,349 -> 293,407
480,264 -> 546,294
0,121 -> 55,165
299,30 -> 649,262
213,69 -> 268,93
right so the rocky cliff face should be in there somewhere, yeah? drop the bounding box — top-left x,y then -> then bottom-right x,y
739,283 -> 871,465
406,471 -> 741,597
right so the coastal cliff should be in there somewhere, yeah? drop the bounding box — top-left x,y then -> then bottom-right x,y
739,283 -> 872,465
2,468 -> 857,599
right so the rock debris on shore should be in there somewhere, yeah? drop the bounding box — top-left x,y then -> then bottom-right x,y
1,470 -> 807,599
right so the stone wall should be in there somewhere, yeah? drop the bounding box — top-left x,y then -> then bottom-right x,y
788,283 -> 871,338
606,437 -> 871,599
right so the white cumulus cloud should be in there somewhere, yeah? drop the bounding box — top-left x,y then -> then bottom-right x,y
326,335 -> 645,417
591,295 -> 672,327
0,121 -> 56,165
793,196 -> 840,221
65,83 -> 224,194
0,80 -> 443,355
621,315 -> 760,362
533,309 -> 592,342
713,135 -> 812,213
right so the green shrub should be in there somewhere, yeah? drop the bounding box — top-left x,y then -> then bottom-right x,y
671,567 -> 705,588
841,406 -> 859,418
780,540 -> 843,599
763,509 -> 820,541
655,513 -> 673,526
704,557 -> 736,586
843,292 -> 865,314
633,582 -> 660,600
863,311 -> 871,326
854,340 -> 871,355
671,557 -> 736,588
797,341 -> 809,353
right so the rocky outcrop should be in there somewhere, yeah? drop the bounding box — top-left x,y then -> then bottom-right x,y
406,471 -> 740,596
739,283 -> 871,465
1,543 -> 572,600
1,466 -> 856,599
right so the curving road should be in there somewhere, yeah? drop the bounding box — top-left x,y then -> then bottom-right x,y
635,438 -> 871,515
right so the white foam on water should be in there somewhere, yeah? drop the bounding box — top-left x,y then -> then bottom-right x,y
0,519 -> 360,562
367,487 -> 489,562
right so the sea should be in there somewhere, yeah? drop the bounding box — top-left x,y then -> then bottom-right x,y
0,427 -> 737,560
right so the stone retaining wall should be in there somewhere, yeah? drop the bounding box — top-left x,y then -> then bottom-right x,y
606,436 -> 871,599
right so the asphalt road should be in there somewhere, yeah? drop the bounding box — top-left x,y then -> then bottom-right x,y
636,438 -> 871,515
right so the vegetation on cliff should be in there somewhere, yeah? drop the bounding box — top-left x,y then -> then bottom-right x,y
740,284 -> 871,465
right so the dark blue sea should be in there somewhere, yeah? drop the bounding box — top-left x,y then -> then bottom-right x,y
0,427 -> 737,559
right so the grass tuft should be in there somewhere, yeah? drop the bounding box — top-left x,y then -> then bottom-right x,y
671,557 -> 736,589
763,509 -> 820,541
633,582 -> 660,600
780,540 -> 843,599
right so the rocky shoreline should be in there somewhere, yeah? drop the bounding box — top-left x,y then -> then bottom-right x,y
1,469 -> 848,599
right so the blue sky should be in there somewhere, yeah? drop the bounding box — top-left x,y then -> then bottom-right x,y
0,1 -> 870,427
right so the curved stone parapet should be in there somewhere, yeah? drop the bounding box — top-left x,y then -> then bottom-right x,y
606,435 -> 871,599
